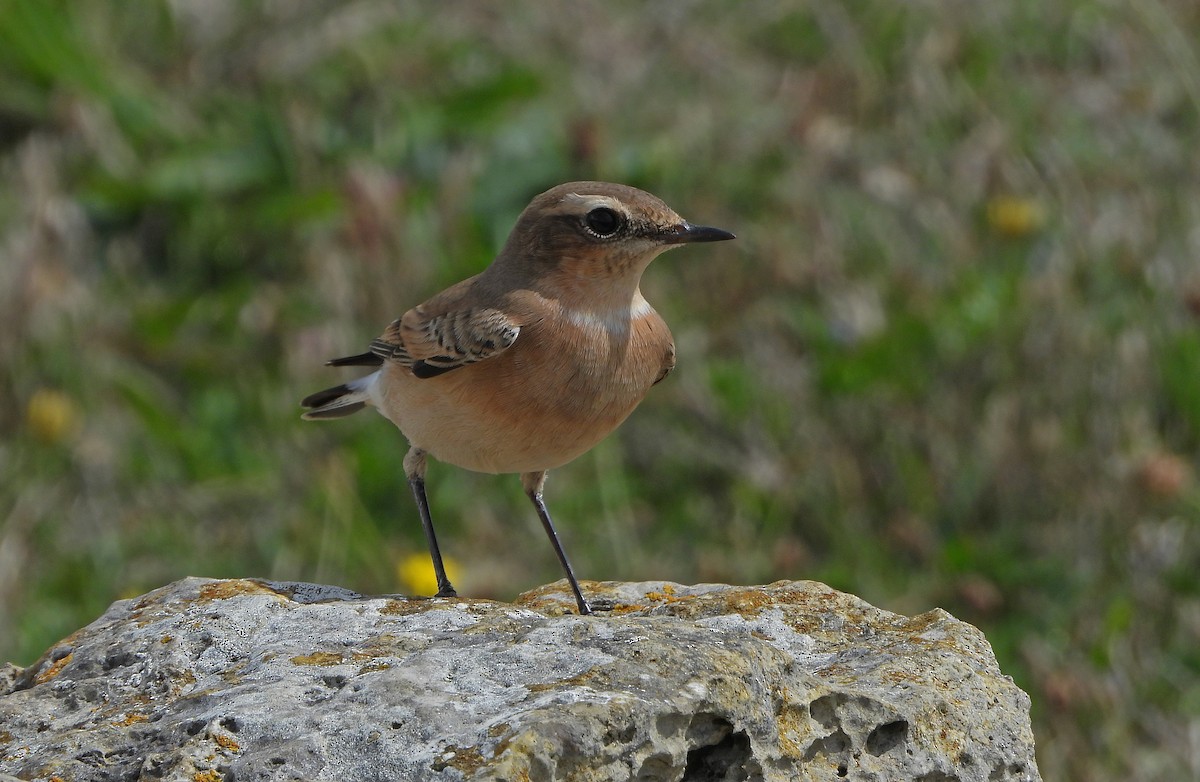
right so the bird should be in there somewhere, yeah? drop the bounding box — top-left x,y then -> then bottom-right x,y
300,181 -> 735,614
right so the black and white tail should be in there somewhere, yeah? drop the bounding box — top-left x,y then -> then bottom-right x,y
300,373 -> 377,420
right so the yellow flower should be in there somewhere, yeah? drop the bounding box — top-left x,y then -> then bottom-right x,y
397,552 -> 462,597
986,195 -> 1045,238
27,388 -> 80,444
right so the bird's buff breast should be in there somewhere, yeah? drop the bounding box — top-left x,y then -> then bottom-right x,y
374,315 -> 671,474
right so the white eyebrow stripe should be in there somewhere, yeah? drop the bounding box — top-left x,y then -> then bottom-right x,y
561,193 -> 626,212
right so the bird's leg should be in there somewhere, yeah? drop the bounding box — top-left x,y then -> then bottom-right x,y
521,471 -> 592,615
404,447 -> 457,598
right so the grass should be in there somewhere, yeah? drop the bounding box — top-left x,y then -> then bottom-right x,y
2,1 -> 1200,779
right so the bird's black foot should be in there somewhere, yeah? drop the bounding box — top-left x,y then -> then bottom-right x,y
583,596 -> 619,613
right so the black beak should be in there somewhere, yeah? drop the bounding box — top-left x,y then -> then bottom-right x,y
662,221 -> 736,244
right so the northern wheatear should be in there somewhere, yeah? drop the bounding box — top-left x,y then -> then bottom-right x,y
301,181 -> 734,614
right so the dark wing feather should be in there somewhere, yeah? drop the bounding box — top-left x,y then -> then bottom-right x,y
325,351 -> 384,367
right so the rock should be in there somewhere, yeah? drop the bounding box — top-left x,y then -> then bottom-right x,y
0,578 -> 1041,781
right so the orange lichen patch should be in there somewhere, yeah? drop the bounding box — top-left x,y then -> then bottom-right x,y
357,661 -> 393,675
198,580 -> 277,602
460,600 -> 515,619
513,582 -> 605,614
604,602 -> 647,615
193,771 -> 223,782
901,608 -> 955,634
34,652 -> 73,684
357,632 -> 411,655
815,663 -> 854,679
778,613 -> 826,634
214,733 -> 241,753
0,730 -> 11,744
881,667 -> 925,686
379,598 -> 439,616
643,586 -> 780,621
291,649 -> 385,667
487,722 -> 514,758
161,669 -> 199,700
642,584 -> 694,606
431,743 -> 487,775
111,713 -> 150,727
723,590 -> 776,615
776,696 -> 815,759
524,669 -> 597,694
290,651 -> 346,666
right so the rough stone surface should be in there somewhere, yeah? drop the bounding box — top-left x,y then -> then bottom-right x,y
0,578 -> 1041,781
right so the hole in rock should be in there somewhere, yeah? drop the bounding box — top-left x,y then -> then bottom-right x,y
802,729 -> 851,760
808,694 -> 843,729
865,719 -> 908,756
988,762 -> 1027,781
321,674 -> 348,690
682,730 -> 753,782
605,722 -> 637,744
686,713 -> 733,746
102,650 -> 138,671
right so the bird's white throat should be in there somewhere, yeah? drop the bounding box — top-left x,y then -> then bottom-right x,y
563,293 -> 655,334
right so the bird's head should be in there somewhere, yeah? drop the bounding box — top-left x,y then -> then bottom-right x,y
499,181 -> 735,283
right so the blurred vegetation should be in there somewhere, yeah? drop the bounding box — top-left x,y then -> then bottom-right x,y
1,0 -> 1198,778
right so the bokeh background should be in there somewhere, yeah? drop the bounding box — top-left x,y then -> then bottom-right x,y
2,1 -> 1198,778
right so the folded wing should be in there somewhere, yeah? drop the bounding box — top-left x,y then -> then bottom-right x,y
367,283 -> 521,379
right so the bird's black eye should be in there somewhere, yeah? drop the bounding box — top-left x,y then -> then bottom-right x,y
584,207 -> 622,238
